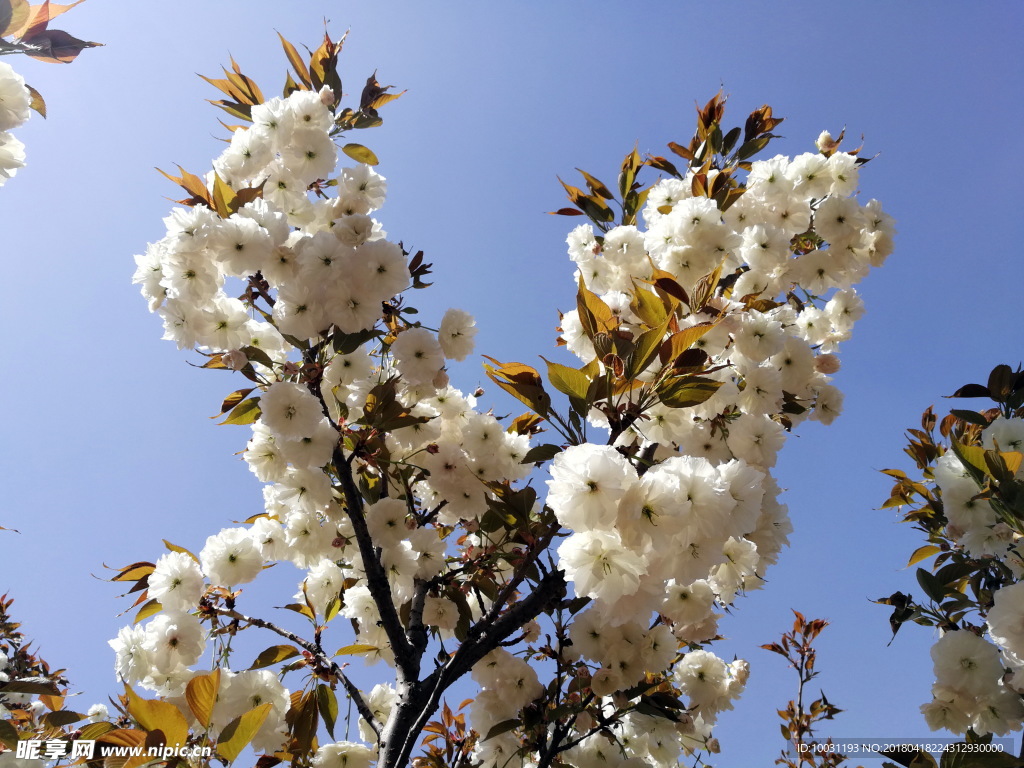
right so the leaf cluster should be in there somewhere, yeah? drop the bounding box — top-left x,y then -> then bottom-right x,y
763,611 -> 849,768
0,0 -> 99,118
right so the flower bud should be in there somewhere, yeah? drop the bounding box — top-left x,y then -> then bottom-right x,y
815,353 -> 841,374
222,349 -> 248,371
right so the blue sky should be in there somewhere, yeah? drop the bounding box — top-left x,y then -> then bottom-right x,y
2,1 -> 1023,763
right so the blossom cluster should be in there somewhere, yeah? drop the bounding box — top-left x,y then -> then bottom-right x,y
127,83 -> 537,760
130,74 -> 894,763
0,61 -> 30,185
917,414 -> 1024,736
531,140 -> 894,758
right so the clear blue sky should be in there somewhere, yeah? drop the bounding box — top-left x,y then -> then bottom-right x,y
2,1 -> 1023,763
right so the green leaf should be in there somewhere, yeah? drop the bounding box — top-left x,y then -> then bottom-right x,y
249,645 -> 301,670
575,168 -> 613,200
543,358 -> 591,401
483,719 -> 520,741
78,721 -> 116,740
281,602 -> 316,620
629,283 -> 668,327
316,684 -> 338,740
126,687 -> 189,748
916,567 -> 945,603
0,718 -> 20,750
628,318 -> 670,379
217,703 -> 273,763
0,679 -> 60,695
482,357 -> 551,416
219,397 -> 261,426
212,388 -> 255,419
521,443 -> 562,465
657,376 -> 723,409
736,135 -> 772,161
342,143 -> 379,165
42,710 -> 84,728
950,409 -> 989,427
212,173 -> 238,217
576,276 -> 618,338
324,595 -> 341,623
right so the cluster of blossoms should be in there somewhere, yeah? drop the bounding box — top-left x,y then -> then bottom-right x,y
129,66 -> 893,764
127,82 -> 547,761
0,61 -> 30,185
536,139 -> 894,756
914,415 -> 1024,736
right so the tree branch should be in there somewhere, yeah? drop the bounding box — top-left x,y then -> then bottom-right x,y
379,566 -> 567,768
332,445 -> 419,679
210,606 -> 380,739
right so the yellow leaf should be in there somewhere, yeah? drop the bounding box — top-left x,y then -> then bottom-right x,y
278,32 -> 311,88
132,599 -> 162,625
1002,451 -> 1023,476
185,669 -> 221,729
162,539 -> 199,564
25,83 -> 45,118
249,645 -> 300,670
333,644 -> 378,656
660,322 -> 719,364
0,0 -> 30,38
342,143 -> 379,166
212,173 -> 237,218
907,545 -> 941,568
217,702 -> 272,763
126,687 -> 189,748
576,276 -> 618,339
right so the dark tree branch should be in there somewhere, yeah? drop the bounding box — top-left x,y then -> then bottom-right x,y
378,566 -> 568,768
211,606 -> 380,739
332,445 -> 419,680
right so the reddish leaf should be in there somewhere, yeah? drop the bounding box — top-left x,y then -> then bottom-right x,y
22,27 -> 101,63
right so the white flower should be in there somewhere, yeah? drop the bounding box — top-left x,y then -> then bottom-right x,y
0,130 -> 26,185
340,164 -> 387,211
391,327 -> 445,386
310,741 -> 376,768
0,62 -> 31,131
546,444 -> 635,531
423,596 -> 460,631
200,528 -> 264,586
930,630 -> 1004,697
259,381 -> 325,440
298,558 -> 345,616
142,612 -> 206,673
438,308 -> 477,361
674,649 -> 731,717
987,582 -> 1024,657
148,552 -> 205,612
558,530 -> 648,603
661,579 -> 716,627
354,239 -> 408,300
109,625 -> 151,684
